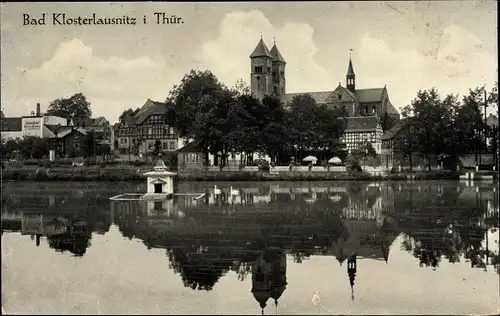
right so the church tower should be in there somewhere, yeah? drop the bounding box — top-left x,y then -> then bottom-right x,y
250,37 -> 274,100
270,39 -> 286,97
346,52 -> 356,92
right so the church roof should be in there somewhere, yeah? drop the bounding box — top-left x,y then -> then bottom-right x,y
270,44 -> 286,63
385,99 -> 399,115
347,58 -> 355,77
353,88 -> 384,103
250,38 -> 274,59
345,116 -> 380,132
280,91 -> 333,105
280,87 -> 396,108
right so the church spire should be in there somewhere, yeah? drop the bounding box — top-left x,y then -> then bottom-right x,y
346,49 -> 355,92
347,254 -> 357,301
250,37 -> 273,59
270,39 -> 286,63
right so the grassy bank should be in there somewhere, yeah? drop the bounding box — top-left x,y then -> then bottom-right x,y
2,167 -> 498,182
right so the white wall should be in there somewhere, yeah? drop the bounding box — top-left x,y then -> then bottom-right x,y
21,117 -> 43,137
20,115 -> 67,138
43,116 -> 67,126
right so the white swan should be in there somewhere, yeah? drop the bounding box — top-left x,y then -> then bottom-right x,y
214,185 -> 221,195
230,186 -> 239,196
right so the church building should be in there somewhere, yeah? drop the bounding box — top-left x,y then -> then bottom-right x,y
249,37 -> 400,154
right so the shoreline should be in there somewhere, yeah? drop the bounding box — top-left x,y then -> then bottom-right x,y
1,168 -> 498,182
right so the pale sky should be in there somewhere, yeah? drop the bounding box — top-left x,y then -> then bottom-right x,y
1,1 -> 498,124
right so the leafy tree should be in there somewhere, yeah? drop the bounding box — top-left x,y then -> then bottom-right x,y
165,70 -> 226,139
286,94 -> 347,161
487,81 -> 498,110
380,112 -> 399,132
394,119 -> 418,170
12,136 -> 49,159
152,140 -> 162,157
402,88 -> 454,170
315,104 -> 348,157
165,70 -> 239,167
118,107 -> 140,122
1,138 -> 21,160
83,131 -> 96,159
231,79 -> 251,96
46,93 -> 92,120
226,93 -> 263,161
351,142 -> 377,159
286,94 -> 321,156
450,88 -> 486,163
260,96 -> 291,163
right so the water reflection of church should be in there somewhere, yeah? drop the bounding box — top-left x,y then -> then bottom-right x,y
2,181 -> 499,313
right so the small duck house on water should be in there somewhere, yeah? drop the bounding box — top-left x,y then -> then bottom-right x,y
143,158 -> 177,198
109,157 -> 206,201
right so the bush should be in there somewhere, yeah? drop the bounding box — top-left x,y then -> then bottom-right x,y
34,167 -> 49,180
255,159 -> 270,172
349,159 -> 362,172
131,160 -> 145,166
162,152 -> 178,170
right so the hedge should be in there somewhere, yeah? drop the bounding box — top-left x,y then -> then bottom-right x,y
2,168 -> 497,182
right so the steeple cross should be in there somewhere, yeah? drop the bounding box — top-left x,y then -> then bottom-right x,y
349,49 -> 353,58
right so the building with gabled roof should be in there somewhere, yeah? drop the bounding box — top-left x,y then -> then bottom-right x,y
69,116 -> 112,147
249,38 -> 400,154
115,98 -> 187,157
1,103 -> 68,140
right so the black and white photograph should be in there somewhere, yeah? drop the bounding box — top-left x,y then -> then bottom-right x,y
1,1 -> 499,315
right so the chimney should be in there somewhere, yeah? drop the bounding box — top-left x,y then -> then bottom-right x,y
36,103 -> 40,116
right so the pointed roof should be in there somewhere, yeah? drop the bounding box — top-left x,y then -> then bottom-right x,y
143,158 -> 177,176
250,38 -> 274,59
270,43 -> 286,63
347,57 -> 355,77
153,158 -> 168,171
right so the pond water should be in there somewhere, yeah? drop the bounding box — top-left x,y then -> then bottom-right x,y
1,180 -> 499,315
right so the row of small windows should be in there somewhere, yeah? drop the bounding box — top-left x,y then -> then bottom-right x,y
184,153 -> 200,164
256,83 -> 284,94
254,66 -> 272,74
145,141 -> 176,151
255,71 -> 285,79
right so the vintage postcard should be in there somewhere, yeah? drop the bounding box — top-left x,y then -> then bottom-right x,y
1,1 -> 498,315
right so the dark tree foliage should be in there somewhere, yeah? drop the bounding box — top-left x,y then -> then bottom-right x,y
380,112 -> 399,132
118,107 -> 141,122
46,93 -> 92,120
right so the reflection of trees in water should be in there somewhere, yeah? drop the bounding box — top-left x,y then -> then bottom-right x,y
232,260 -> 253,281
167,247 -> 234,291
46,220 -> 92,257
2,192 -> 113,257
392,182 -> 498,270
399,209 -> 497,270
